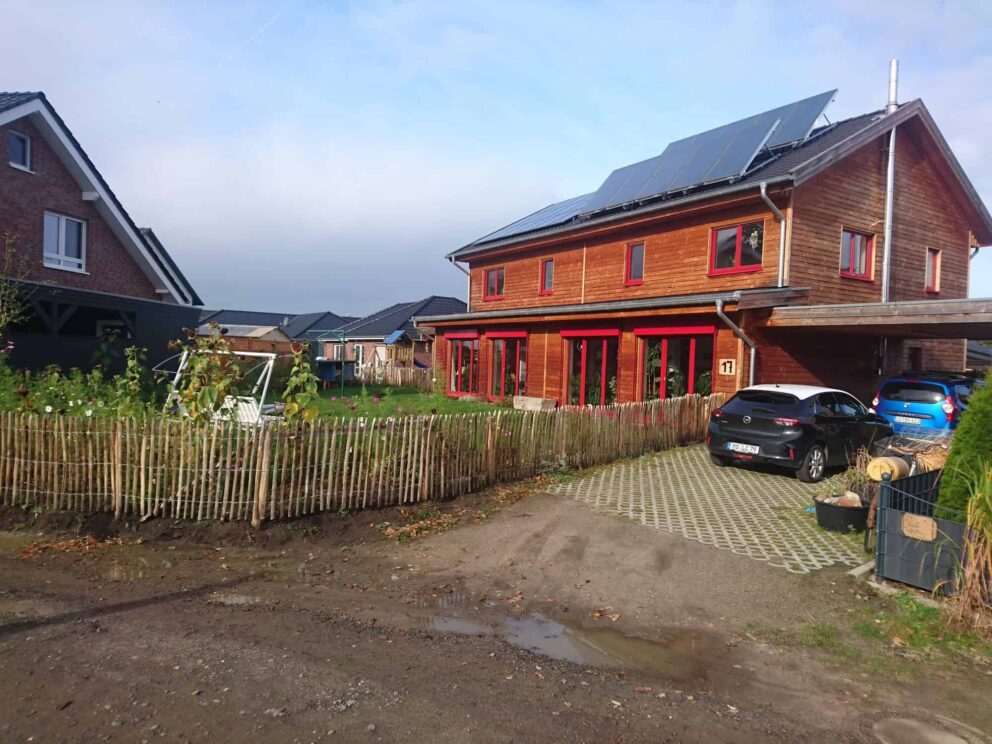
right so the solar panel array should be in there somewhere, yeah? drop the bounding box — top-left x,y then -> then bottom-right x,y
583,90 -> 836,214
477,192 -> 593,243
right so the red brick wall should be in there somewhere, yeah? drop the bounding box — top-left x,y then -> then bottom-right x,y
0,118 -> 159,300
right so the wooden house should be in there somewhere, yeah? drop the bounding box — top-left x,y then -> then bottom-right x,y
417,83 -> 992,404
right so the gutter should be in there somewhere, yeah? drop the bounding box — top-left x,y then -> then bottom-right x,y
759,182 -> 787,288
715,299 -> 756,387
881,60 -> 899,303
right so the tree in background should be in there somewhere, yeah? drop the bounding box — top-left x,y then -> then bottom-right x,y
0,233 -> 30,348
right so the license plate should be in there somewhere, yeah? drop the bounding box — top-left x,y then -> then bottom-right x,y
726,442 -> 759,454
894,415 -> 921,425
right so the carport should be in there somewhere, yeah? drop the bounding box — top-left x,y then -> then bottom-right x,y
763,297 -> 992,339
746,298 -> 992,400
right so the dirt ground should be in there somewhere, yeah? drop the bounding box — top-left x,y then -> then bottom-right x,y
0,478 -> 989,743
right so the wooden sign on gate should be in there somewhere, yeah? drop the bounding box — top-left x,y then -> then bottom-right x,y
901,513 -> 937,542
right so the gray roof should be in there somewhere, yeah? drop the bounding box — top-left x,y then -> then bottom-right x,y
330,296 -> 466,340
200,309 -> 294,326
199,308 -> 352,342
1,91 -> 203,305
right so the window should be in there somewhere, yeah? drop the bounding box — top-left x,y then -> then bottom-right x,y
925,247 -> 941,292
353,344 -> 364,366
96,319 -> 131,340
563,332 -> 619,406
448,337 -> 480,395
331,344 -> 343,361
43,211 -> 86,272
9,131 -> 30,171
710,222 -> 763,274
484,267 -> 505,300
539,258 -> 554,295
840,229 -> 873,280
625,242 -> 644,285
640,332 -> 714,400
490,334 -> 527,399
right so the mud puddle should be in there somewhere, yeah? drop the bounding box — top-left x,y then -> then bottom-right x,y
426,610 -> 723,680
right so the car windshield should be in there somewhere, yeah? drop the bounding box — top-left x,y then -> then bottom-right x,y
724,390 -> 801,416
954,384 -> 973,406
880,381 -> 945,403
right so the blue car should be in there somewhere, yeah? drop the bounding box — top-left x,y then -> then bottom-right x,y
870,373 -> 979,433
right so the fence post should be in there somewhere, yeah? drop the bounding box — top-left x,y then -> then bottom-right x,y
252,426 -> 272,528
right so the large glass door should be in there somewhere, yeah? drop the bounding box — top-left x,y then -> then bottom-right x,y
448,337 -> 479,395
564,334 -> 619,406
640,332 -> 714,400
490,335 -> 527,399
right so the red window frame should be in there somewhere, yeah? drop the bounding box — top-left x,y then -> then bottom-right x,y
445,332 -> 479,397
483,267 -> 505,301
925,247 -> 941,293
560,329 -> 620,407
624,242 -> 645,286
487,330 -> 528,400
839,229 -> 874,281
539,258 -> 554,296
708,222 -> 763,276
633,325 -> 717,401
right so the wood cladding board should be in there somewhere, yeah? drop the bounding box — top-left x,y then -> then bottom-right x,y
467,199 -> 784,312
790,137 -> 886,305
889,118 -> 971,302
790,123 -> 971,306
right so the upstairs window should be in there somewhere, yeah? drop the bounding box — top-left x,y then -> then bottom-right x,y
710,222 -> 763,275
8,131 -> 31,171
539,258 -> 554,295
840,229 -> 873,281
43,211 -> 86,272
925,247 -> 941,293
484,267 -> 505,300
625,242 -> 644,286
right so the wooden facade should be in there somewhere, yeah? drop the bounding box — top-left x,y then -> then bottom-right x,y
425,105 -> 992,405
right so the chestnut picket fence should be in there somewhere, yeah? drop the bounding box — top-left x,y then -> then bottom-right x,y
0,393 -> 723,526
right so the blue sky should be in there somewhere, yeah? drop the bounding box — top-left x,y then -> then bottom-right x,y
3,0 -> 991,315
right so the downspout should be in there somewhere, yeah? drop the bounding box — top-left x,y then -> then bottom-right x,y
448,256 -> 470,309
716,299 -> 756,387
759,182 -> 787,288
881,59 -> 899,303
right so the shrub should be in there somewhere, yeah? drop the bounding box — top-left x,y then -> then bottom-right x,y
937,369 -> 992,518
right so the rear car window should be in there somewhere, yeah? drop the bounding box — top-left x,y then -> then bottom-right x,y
724,391 -> 801,415
880,382 -> 945,403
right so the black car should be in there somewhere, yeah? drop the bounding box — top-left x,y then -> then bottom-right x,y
706,384 -> 892,482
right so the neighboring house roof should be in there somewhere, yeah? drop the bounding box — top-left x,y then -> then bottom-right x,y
451,98 -> 992,258
0,91 -> 201,305
284,311 -> 351,341
196,323 -> 292,341
331,296 -> 466,341
200,308 -> 294,327
199,308 -> 353,342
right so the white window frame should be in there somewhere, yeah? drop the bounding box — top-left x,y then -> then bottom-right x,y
9,130 -> 32,172
353,344 -> 364,366
43,211 -> 87,273
331,343 -> 343,360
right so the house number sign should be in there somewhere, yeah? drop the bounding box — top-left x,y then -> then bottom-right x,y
718,358 -> 736,376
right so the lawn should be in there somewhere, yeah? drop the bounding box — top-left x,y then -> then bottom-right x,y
315,384 -> 503,418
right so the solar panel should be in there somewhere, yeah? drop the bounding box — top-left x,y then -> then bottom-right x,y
478,192 -> 593,243
583,89 -> 836,214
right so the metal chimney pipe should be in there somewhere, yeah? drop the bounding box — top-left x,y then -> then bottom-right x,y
886,59 -> 899,114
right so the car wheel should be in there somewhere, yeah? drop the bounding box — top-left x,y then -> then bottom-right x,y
797,444 -> 827,483
710,454 -> 731,467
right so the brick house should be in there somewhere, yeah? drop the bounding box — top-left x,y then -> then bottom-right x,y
0,92 -> 201,371
417,87 -> 992,404
323,296 -> 465,370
